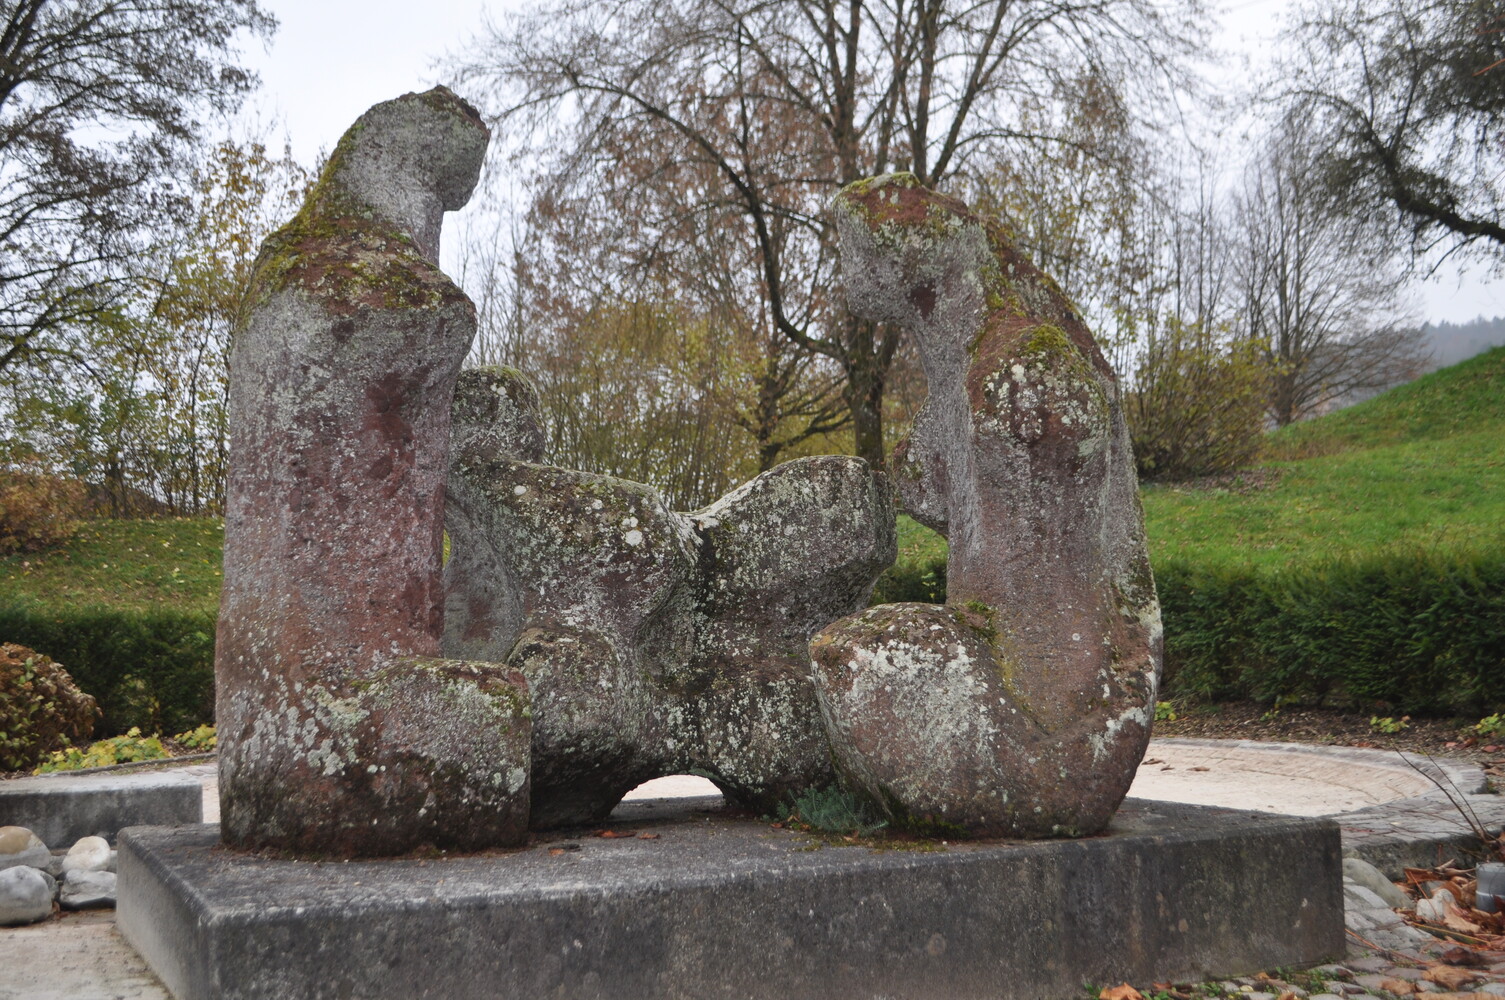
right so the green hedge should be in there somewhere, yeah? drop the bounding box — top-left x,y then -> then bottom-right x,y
1157,551 -> 1505,714
0,603 -> 215,736
873,549 -> 1505,714
5,547 -> 1499,735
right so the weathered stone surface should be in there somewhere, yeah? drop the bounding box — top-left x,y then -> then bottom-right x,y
1343,857 -> 1410,909
216,88 -> 530,857
445,371 -> 895,826
61,835 -> 111,874
117,801 -> 1345,1000
813,173 -> 1161,837
0,825 -> 50,871
59,869 -> 116,910
0,863 -> 52,925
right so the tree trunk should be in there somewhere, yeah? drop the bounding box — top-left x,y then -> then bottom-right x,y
844,318 -> 887,470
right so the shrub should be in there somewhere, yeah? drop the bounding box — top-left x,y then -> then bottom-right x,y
173,723 -> 216,752
1125,321 -> 1271,482
0,605 -> 215,735
0,471 -> 87,553
782,786 -> 888,836
0,643 -> 101,770
34,726 -> 168,773
870,556 -> 946,605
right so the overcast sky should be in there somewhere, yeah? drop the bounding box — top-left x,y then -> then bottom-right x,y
235,0 -> 1505,326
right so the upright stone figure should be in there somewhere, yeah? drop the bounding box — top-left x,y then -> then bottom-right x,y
812,174 -> 1162,837
217,89 -> 532,857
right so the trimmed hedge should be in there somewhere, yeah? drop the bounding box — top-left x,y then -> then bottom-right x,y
0,603 -> 215,737
871,549 -> 1505,715
1157,551 -> 1505,714
5,547 -> 1499,735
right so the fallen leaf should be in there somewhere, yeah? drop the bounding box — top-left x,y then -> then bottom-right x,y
1190,766 -> 1209,772
637,833 -> 661,840
548,848 -> 566,856
1142,759 -> 1163,766
1161,765 -> 1173,771
1378,980 -> 1416,995
1276,992 -> 1300,1000
1423,965 -> 1480,990
597,830 -> 632,839
1099,984 -> 1143,1000
1439,947 -> 1488,968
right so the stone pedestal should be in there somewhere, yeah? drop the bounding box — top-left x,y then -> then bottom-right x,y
118,798 -> 1343,1000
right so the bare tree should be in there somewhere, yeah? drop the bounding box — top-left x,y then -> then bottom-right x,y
453,0 -> 1200,468
1281,0 -> 1505,262
0,0 -> 275,381
1233,121 -> 1429,426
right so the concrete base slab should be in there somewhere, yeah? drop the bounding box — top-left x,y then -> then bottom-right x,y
118,798 -> 1343,1000
0,772 -> 202,847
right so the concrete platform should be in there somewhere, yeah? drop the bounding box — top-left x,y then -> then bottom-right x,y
0,771 -> 202,847
117,797 -> 1344,1000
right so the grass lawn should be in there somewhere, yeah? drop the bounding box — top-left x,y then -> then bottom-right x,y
1,517 -> 222,615
891,345 -> 1505,579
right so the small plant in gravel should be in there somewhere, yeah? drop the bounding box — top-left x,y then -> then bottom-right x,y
1475,714 -> 1504,738
34,726 -> 169,773
1370,715 -> 1411,734
1155,701 -> 1178,722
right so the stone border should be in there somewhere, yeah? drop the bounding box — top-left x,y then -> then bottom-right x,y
0,772 -> 202,847
1152,738 -> 1503,876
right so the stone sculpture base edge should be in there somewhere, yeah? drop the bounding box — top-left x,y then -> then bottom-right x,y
117,798 -> 1344,1000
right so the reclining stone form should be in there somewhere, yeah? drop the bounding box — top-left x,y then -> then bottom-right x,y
444,367 -> 895,827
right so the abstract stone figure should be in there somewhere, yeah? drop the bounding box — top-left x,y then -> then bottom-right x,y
217,89 -> 531,857
811,174 -> 1162,838
444,368 -> 895,827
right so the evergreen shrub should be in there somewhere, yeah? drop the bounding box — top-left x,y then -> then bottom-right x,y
0,604 -> 215,735
1157,550 -> 1505,713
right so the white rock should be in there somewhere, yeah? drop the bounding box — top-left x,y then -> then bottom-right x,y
1414,887 -> 1453,924
59,869 -> 116,910
0,825 -> 49,872
0,864 -> 53,925
61,835 -> 112,874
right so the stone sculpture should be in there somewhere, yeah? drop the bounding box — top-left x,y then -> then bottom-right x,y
216,88 -> 532,857
444,367 -> 895,827
810,173 -> 1162,838
217,88 -> 1154,857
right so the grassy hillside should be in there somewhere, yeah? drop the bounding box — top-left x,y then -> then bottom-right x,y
1146,346 -> 1505,571
1,518 -> 222,614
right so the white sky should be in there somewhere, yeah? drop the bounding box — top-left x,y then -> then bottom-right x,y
235,0 -> 1504,326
